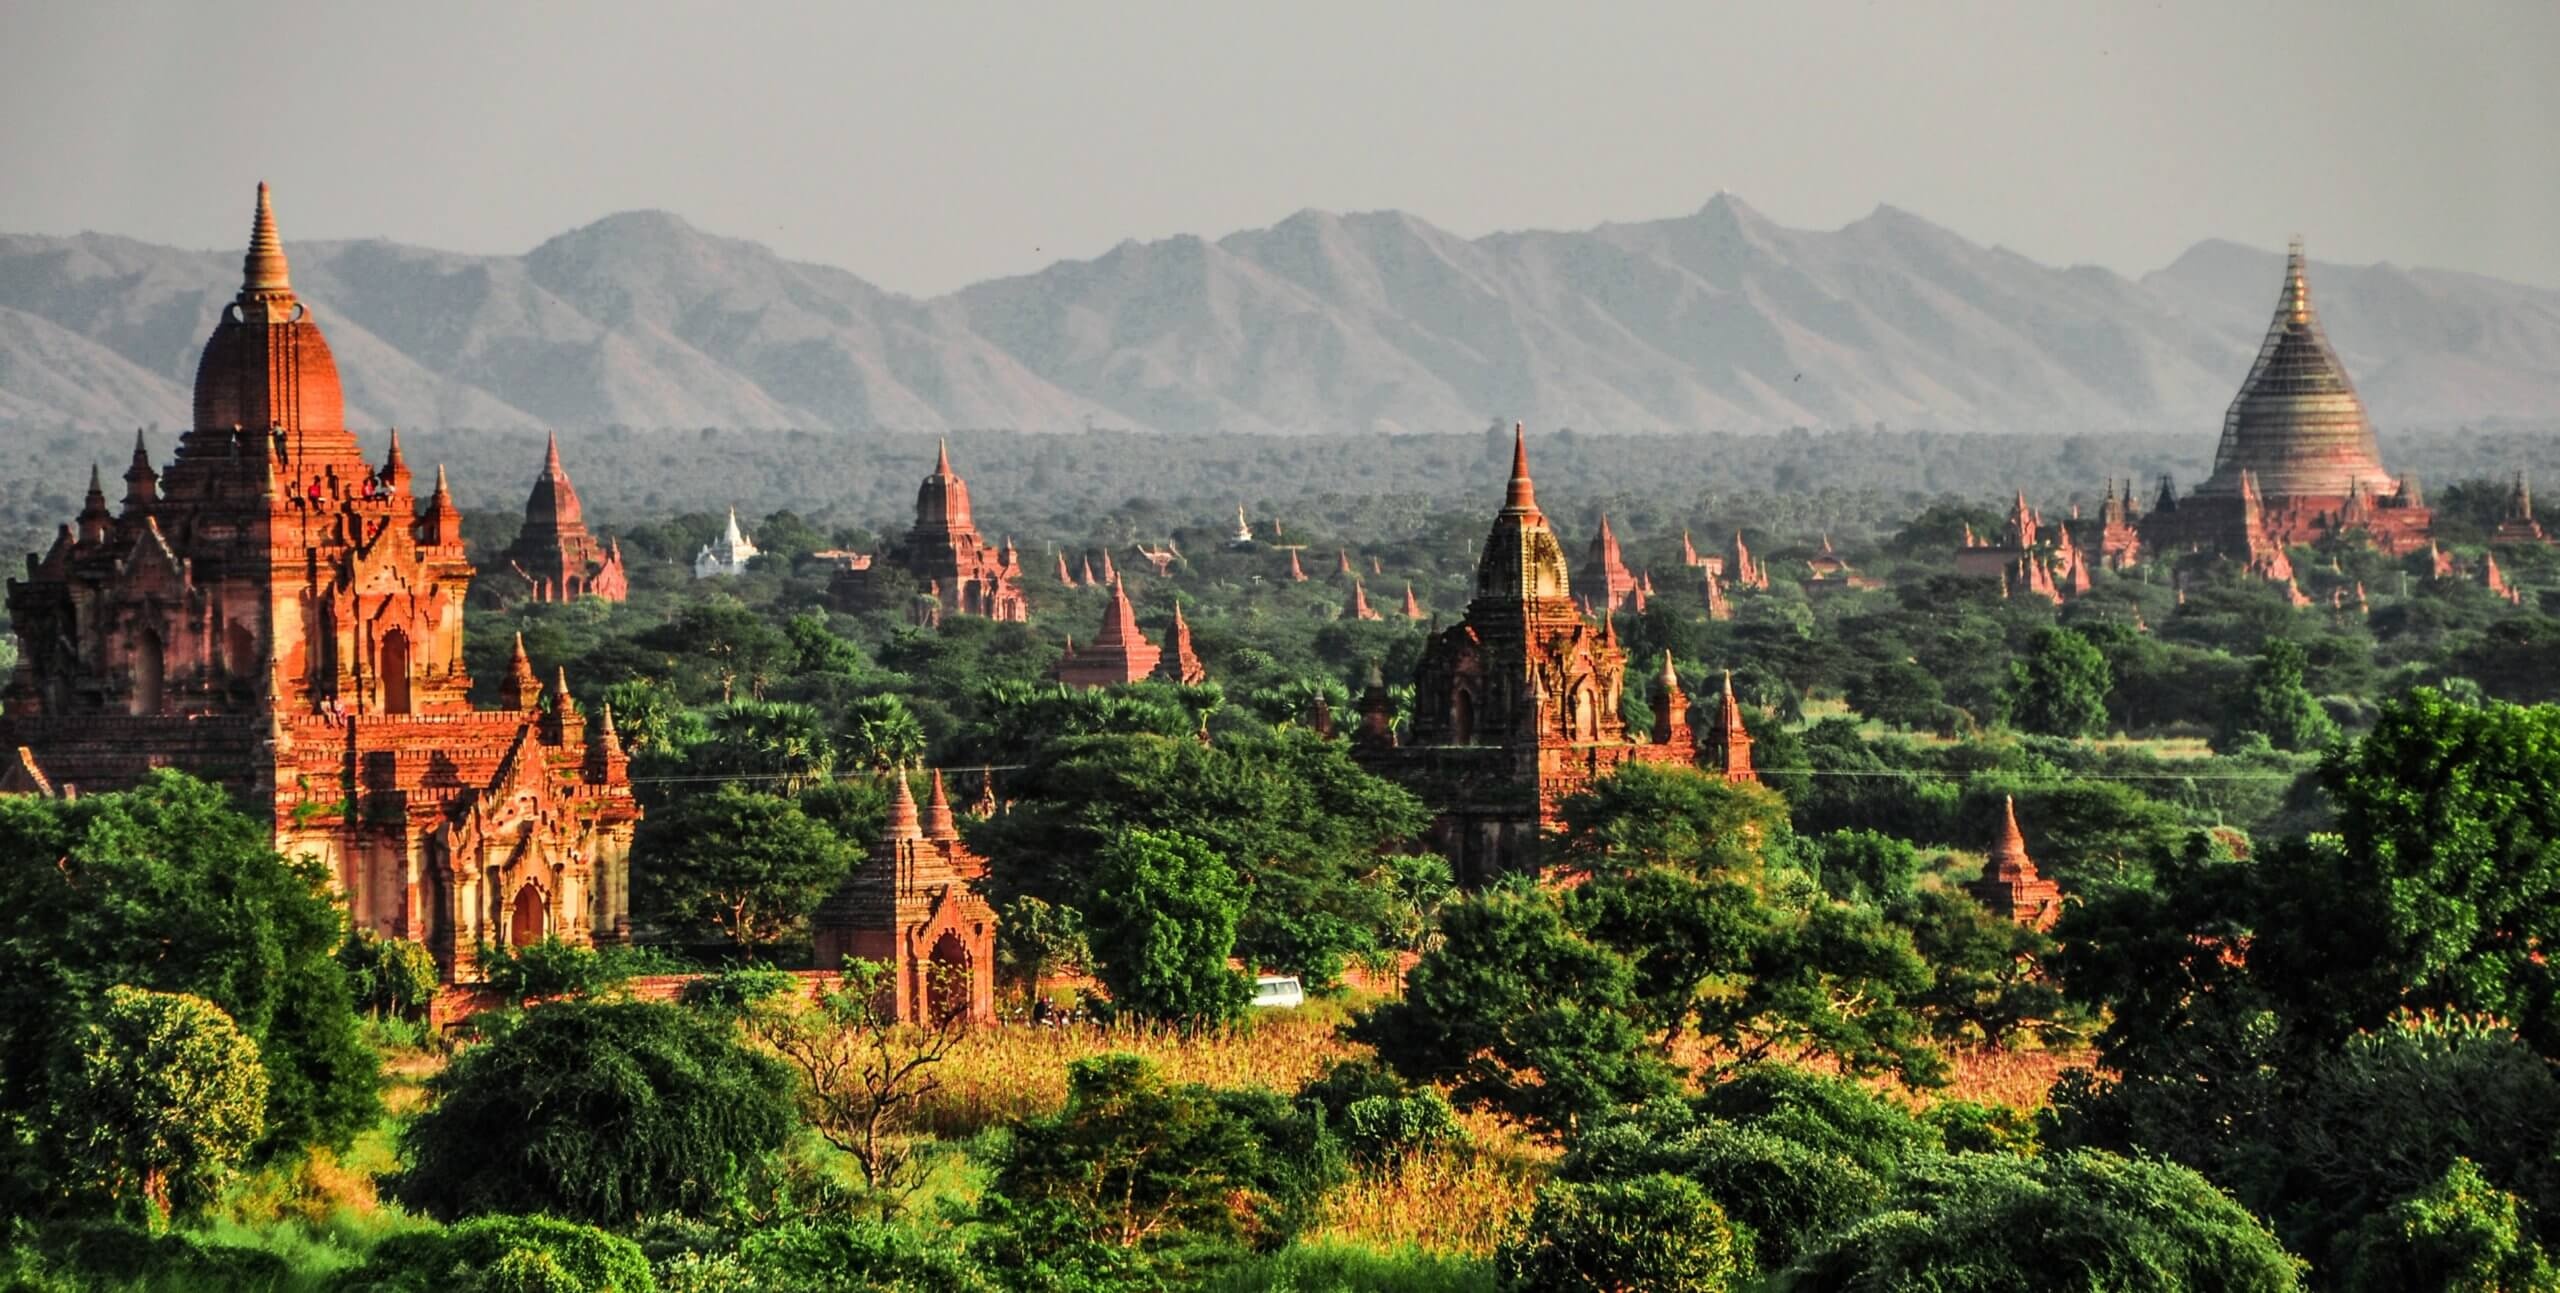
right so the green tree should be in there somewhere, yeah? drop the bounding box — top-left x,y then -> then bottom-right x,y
1783,1150 -> 2303,1292
1352,882 -> 1674,1134
690,699 -> 835,791
2339,1158 -> 2560,1293
839,694 -> 928,774
1895,885 -> 2076,1049
2002,626 -> 2112,738
339,929 -> 443,1021
635,785 -> 860,950
1496,1174 -> 1753,1293
393,999 -> 794,1223
743,960 -> 967,1218
1085,828 -> 1251,1027
1849,659 -> 1946,731
1552,762 -> 1791,876
994,895 -> 1089,1001
645,596 -> 792,703
0,770 -> 375,1203
51,986 -> 268,1221
2216,636 -> 2340,753
984,1054 -> 1340,1266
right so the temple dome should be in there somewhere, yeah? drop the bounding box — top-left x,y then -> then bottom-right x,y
2197,241 -> 2395,499
190,183 -> 352,456
1472,424 -> 1575,605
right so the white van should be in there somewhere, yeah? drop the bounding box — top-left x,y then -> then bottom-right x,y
1250,974 -> 1305,1009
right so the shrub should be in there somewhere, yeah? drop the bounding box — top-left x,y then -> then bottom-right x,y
1690,1063 -> 1942,1179
51,985 -> 269,1220
735,1219 -> 992,1293
2337,1159 -> 2560,1293
475,939 -> 633,1002
1781,1150 -> 2303,1292
332,1214 -> 655,1292
1496,1174 -> 1754,1292
392,1000 -> 793,1223
678,965 -> 800,1017
341,930 -> 443,1020
1295,1059 -> 1466,1167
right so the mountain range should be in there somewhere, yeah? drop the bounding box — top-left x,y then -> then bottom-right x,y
4,195 -> 2556,437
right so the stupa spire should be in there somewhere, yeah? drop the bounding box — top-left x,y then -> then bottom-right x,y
884,771 -> 922,840
1505,421 -> 1536,511
924,768 -> 958,839
242,181 -> 292,297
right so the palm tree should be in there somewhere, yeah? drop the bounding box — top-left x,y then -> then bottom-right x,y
839,694 -> 927,773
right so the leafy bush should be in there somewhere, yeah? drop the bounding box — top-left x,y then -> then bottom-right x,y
1689,1063 -> 1942,1180
1295,1059 -> 1466,1166
51,985 -> 269,1221
1496,1173 -> 1753,1293
1781,1150 -> 2303,1292
475,939 -> 636,1001
0,1221 -> 293,1290
735,1219 -> 992,1293
678,965 -> 800,1017
392,1000 -> 793,1223
332,1214 -> 655,1292
2337,1158 -> 2560,1293
341,930 -> 443,1021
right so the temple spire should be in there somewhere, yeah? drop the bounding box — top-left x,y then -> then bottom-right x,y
242,182 -> 292,297
884,770 -> 923,840
543,429 -> 562,472
2282,236 -> 2310,324
935,436 -> 952,475
925,768 -> 959,839
1505,421 -> 1536,511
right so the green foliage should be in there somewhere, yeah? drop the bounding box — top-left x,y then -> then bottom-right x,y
2338,1158 -> 2560,1293
392,999 -> 794,1223
985,1054 -> 1342,1270
340,929 -> 443,1021
2217,637 -> 2341,753
1569,1113 -> 1888,1269
1085,828 -> 1253,1027
1895,884 -> 2078,1049
1496,1173 -> 1754,1293
333,1214 -> 655,1293
995,895 -> 1091,998
980,729 -> 1430,989
1553,762 -> 1792,876
634,785 -> 860,950
475,938 -> 637,1002
1294,1060 -> 1465,1167
1352,882 -> 1674,1134
2003,625 -> 2112,738
686,699 -> 836,791
839,694 -> 929,773
0,771 -> 376,1207
50,986 -> 268,1221
1797,829 -> 1921,906
1779,1150 -> 2303,1292
731,1218 -> 993,1293
678,965 -> 801,1016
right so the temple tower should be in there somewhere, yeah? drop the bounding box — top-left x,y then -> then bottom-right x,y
1967,796 -> 2063,930
503,433 -> 628,603
812,772 -> 998,1025
0,184 -> 637,982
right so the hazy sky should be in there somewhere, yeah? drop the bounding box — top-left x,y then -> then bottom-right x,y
3,1 -> 2554,296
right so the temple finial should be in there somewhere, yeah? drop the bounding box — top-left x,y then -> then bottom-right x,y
243,181 -> 291,295
936,436 -> 952,474
1505,421 -> 1535,510
2284,236 -> 2310,323
544,430 -> 562,471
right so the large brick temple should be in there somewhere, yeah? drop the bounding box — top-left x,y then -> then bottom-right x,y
831,441 -> 1028,622
1358,425 -> 1752,882
501,434 -> 628,603
2145,241 -> 2430,559
0,184 -> 638,981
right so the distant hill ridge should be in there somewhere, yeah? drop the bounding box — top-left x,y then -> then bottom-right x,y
4,194 -> 2556,436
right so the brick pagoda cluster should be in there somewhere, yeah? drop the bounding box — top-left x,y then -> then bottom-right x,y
1357,426 -> 1753,881
812,771 -> 997,1024
501,433 -> 628,603
0,185 -> 638,982
831,442 -> 1028,623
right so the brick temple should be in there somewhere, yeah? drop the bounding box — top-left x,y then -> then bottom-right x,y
0,184 -> 638,982
830,441 -> 1029,622
812,770 -> 996,1024
2145,242 -> 2430,559
502,433 -> 628,603
1359,425 -> 1752,882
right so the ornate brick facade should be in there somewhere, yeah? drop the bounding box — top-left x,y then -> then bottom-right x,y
1360,426 -> 1748,882
502,433 -> 628,603
812,771 -> 996,1024
0,185 -> 637,982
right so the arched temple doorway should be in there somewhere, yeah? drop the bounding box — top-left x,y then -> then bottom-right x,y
134,630 -> 165,715
509,884 -> 546,946
925,930 -> 971,1024
380,629 -> 412,715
